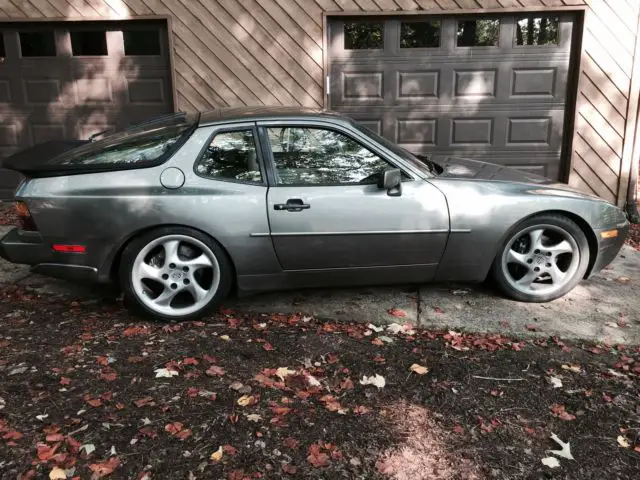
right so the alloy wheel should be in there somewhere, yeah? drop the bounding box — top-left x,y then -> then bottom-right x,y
131,234 -> 220,317
500,224 -> 580,297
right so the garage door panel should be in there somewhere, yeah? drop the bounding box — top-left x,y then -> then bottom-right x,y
329,14 -> 575,180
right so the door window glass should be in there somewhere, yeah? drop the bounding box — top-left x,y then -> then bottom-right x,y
266,127 -> 395,186
195,129 -> 262,184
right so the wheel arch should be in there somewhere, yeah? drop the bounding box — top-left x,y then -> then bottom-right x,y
494,209 -> 598,279
101,224 -> 238,288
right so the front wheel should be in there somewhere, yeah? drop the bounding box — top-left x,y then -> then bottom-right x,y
119,227 -> 233,321
492,214 -> 590,302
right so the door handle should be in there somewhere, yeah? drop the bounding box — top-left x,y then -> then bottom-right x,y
274,199 -> 310,212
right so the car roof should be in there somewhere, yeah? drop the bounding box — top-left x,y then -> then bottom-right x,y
198,106 -> 353,126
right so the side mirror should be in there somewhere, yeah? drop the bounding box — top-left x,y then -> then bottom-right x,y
378,168 -> 402,196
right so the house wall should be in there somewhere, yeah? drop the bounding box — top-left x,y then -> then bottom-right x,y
1,0 -> 639,206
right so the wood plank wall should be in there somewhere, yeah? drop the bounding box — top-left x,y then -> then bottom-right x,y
0,0 -> 638,205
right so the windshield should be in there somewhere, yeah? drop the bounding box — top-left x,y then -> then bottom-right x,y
354,123 -> 436,177
45,113 -> 199,168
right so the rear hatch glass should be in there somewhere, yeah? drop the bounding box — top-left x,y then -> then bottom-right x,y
3,112 -> 199,176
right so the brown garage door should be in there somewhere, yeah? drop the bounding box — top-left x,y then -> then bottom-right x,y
328,14 -> 576,180
0,20 -> 174,197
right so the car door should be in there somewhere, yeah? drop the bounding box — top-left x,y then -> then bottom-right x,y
259,121 -> 449,283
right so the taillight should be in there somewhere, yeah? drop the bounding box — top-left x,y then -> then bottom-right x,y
15,201 -> 38,231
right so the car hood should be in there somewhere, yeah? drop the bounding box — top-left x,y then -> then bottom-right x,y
428,155 -> 601,199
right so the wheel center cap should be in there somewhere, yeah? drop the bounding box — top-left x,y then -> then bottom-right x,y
534,255 -> 546,265
171,272 -> 183,280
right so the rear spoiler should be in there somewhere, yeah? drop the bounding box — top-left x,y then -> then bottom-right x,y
2,140 -> 89,175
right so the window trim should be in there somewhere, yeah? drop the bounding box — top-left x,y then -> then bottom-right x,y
193,123 -> 268,187
256,122 -> 414,188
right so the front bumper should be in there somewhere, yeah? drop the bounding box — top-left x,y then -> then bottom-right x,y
0,228 -> 98,282
589,220 -> 631,276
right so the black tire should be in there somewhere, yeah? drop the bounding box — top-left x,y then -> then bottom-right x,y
119,226 -> 233,321
492,214 -> 590,303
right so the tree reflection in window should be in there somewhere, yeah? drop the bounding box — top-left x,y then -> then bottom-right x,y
344,22 -> 384,50
401,21 -> 441,48
457,19 -> 500,47
516,16 -> 559,46
196,130 -> 262,184
266,127 -> 395,186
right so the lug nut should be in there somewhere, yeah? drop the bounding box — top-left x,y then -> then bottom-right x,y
546,263 -> 552,268
162,274 -> 169,280
534,267 -> 540,272
171,283 -> 178,290
546,252 -> 552,257
527,259 -> 533,264
534,249 -> 540,254
183,267 -> 189,272
169,263 -> 176,269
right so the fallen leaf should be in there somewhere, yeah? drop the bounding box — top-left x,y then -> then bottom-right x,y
548,376 -> 563,388
210,446 -> 223,462
81,443 -> 96,455
367,323 -> 384,333
561,364 -> 581,373
618,435 -> 630,448
205,366 -> 226,377
219,335 -> 230,341
550,404 -> 576,421
263,343 -> 274,351
615,276 -> 631,284
409,364 -> 429,375
3,430 -> 23,441
276,367 -> 295,381
88,457 -> 120,478
360,374 -> 386,389
378,335 -> 394,343
526,324 -> 539,332
307,444 -> 329,467
282,464 -> 297,474
182,357 -> 199,366
541,457 -> 560,468
59,377 -> 71,386
353,405 -> 371,415
48,467 -> 66,480
134,397 -> 154,408
386,323 -> 405,334
549,433 -> 574,460
387,308 -> 406,318
245,414 -> 262,423
154,368 -> 179,378
237,395 -> 256,407
46,433 -> 64,442
283,437 -> 299,449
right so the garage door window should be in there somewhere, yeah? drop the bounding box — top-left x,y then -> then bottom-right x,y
20,31 -> 56,57
0,33 -> 5,60
71,30 -> 108,56
516,16 -> 559,46
344,22 -> 383,50
400,21 -> 441,48
457,19 -> 500,47
123,29 -> 161,56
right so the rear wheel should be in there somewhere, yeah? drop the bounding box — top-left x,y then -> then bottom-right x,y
119,227 -> 233,321
492,214 -> 590,302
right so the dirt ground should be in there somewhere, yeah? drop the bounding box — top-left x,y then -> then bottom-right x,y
0,285 -> 639,479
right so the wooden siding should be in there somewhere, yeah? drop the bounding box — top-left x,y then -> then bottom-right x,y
0,0 -> 639,205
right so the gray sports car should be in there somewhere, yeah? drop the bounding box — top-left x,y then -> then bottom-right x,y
0,107 -> 630,321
